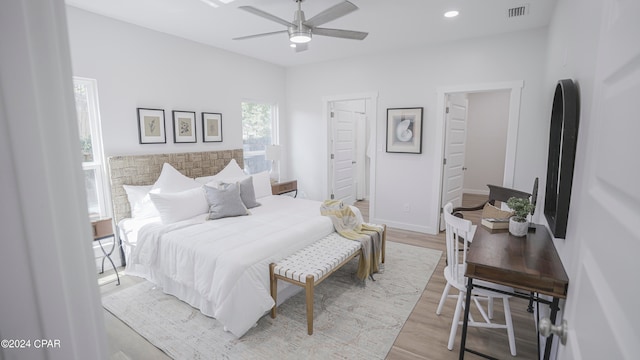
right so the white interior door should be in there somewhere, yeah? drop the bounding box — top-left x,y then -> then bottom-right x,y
331,104 -> 356,205
557,1 -> 640,358
440,94 -> 469,228
355,112 -> 367,200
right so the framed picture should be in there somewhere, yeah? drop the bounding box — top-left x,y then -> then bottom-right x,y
202,112 -> 222,142
137,108 -> 166,144
172,110 -> 197,143
386,107 -> 423,154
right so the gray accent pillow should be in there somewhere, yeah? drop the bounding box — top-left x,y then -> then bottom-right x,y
204,183 -> 249,220
221,176 -> 261,209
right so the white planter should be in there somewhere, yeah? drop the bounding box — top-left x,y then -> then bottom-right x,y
509,218 -> 529,237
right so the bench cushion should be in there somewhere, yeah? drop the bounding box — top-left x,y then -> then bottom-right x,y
274,233 -> 360,282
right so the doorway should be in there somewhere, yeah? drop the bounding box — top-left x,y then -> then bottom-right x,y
324,93 -> 378,211
435,81 -> 523,231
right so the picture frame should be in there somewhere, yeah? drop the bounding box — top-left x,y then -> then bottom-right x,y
202,112 -> 223,142
172,110 -> 197,143
137,108 -> 166,144
386,107 -> 423,154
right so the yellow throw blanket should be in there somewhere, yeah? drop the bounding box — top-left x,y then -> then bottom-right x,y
320,200 -> 384,280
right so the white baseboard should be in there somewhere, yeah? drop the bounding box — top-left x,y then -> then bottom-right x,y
463,188 -> 490,196
370,217 -> 438,235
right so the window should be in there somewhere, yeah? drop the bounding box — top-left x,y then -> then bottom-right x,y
74,77 -> 108,218
241,101 -> 278,174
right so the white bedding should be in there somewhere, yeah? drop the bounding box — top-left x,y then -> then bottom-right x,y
124,195 -> 334,337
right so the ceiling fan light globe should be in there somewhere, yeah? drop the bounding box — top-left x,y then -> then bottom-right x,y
290,31 -> 311,43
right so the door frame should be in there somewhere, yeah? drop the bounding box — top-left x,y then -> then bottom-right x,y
323,92 -> 378,218
434,81 -> 523,230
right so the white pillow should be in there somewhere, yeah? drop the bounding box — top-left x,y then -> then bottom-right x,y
152,163 -> 200,193
194,159 -> 246,184
122,184 -> 159,219
252,171 -> 273,199
149,187 -> 209,224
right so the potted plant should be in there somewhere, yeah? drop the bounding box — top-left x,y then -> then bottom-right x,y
506,197 -> 535,237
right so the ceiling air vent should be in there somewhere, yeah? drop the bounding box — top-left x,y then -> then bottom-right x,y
508,4 -> 529,18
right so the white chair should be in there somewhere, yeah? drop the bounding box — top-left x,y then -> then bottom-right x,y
436,202 -> 516,356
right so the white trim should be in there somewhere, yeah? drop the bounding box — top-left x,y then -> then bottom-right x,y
463,188 -> 491,196
434,81 -> 524,233
371,217 -> 436,234
323,92 -> 378,219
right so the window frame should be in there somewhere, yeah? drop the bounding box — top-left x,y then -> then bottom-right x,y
241,100 -> 279,174
74,77 -> 109,218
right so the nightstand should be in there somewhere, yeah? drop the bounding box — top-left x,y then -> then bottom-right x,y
271,180 -> 298,197
92,217 -> 120,286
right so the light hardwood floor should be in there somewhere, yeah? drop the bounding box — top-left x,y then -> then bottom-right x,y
356,195 -> 538,360
99,194 -> 538,359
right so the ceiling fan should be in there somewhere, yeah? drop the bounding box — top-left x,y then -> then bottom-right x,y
233,0 -> 368,52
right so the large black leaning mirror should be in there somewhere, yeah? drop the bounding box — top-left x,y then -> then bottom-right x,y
544,79 -> 579,239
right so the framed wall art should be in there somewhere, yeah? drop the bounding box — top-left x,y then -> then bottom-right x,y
386,107 -> 423,154
172,110 -> 197,143
137,108 -> 166,144
202,112 -> 222,142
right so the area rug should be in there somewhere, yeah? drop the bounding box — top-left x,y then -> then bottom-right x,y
102,241 -> 441,360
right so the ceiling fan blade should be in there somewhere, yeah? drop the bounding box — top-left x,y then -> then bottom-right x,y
304,1 -> 358,28
238,6 -> 294,27
232,30 -> 288,41
313,27 -> 368,40
293,43 -> 308,53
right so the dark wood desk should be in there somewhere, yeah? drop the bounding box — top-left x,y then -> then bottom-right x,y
459,224 -> 569,359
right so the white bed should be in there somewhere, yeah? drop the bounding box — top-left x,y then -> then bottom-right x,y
108,151 -> 346,337
120,195 -> 334,337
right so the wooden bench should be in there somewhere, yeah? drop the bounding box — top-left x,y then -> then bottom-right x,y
269,225 -> 386,335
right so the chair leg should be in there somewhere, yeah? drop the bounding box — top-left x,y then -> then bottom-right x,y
436,282 -> 451,315
503,298 -> 517,356
488,296 -> 494,319
448,291 -> 465,350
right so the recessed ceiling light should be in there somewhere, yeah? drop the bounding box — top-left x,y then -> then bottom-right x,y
444,10 -> 459,18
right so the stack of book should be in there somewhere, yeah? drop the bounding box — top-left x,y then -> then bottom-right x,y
481,217 -> 510,230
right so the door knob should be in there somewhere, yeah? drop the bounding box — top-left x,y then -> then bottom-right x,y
539,318 -> 568,345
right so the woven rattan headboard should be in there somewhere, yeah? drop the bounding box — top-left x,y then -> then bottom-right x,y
108,149 -> 244,223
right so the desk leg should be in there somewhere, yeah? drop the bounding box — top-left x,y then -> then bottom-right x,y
527,291 -> 535,313
543,297 -> 560,360
458,277 -> 474,360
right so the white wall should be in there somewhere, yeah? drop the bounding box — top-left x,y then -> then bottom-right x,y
285,28 -> 548,234
66,6 -> 286,158
542,0 -> 602,272
463,91 -> 510,195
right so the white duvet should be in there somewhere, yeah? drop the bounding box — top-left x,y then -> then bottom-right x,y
126,195 -> 334,337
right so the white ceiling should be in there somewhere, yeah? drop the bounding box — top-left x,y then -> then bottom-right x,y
65,0 -> 557,68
